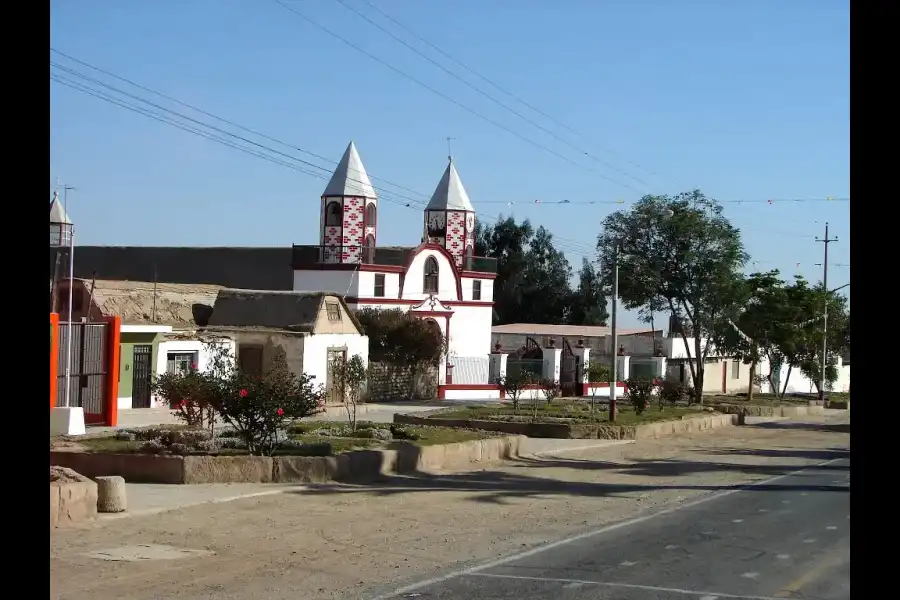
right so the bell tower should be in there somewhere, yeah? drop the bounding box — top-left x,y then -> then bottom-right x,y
423,158 -> 476,268
320,141 -> 378,264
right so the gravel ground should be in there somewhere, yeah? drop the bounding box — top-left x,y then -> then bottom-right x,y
50,413 -> 849,600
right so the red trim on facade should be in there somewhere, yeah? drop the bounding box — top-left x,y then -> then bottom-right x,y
345,296 -> 493,307
403,243 -> 464,300
460,271 -> 497,280
50,313 -> 59,411
104,316 -> 121,427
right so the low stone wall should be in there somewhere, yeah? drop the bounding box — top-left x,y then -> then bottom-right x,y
49,435 -> 526,485
827,400 -> 850,410
51,470 -> 98,528
394,413 -> 739,440
710,404 -> 826,418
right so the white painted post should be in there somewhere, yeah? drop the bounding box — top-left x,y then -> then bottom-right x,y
542,346 -> 562,382
616,355 -> 631,384
572,346 -> 591,395
649,356 -> 667,379
489,352 -> 509,383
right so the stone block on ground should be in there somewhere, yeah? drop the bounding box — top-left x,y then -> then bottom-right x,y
50,466 -> 98,528
95,476 -> 128,513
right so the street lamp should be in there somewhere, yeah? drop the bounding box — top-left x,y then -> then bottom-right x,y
49,188 -> 85,436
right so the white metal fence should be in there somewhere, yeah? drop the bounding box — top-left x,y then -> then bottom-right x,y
450,356 -> 490,384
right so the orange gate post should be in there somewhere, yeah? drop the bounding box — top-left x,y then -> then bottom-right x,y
49,313 -> 59,411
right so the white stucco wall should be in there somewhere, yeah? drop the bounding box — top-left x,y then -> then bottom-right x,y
400,248 -> 460,300
357,270 -> 401,298
758,357 -> 851,394
301,333 -> 370,388
444,388 -> 502,401
448,304 -> 493,358
459,275 -> 494,302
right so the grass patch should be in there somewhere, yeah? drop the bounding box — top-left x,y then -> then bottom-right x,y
430,402 -> 699,425
71,421 -> 499,456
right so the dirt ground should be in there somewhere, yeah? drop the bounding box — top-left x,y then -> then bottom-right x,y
50,413 -> 849,600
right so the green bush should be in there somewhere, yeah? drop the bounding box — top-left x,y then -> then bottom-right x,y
625,378 -> 657,415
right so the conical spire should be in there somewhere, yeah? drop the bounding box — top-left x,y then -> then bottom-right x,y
49,190 -> 72,224
322,141 -> 377,198
426,159 -> 474,212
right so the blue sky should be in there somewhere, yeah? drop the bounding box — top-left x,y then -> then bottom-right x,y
49,0 -> 850,328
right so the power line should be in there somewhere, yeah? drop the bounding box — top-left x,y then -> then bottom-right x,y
49,68 -> 599,258
330,0 -> 654,191
267,0 -> 647,193
477,196 -> 850,206
354,0 -> 672,188
49,47 -> 430,203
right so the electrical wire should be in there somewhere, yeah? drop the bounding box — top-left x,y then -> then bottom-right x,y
330,0 -> 653,192
353,0 -> 673,188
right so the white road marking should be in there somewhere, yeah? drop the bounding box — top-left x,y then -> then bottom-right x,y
465,573 -> 783,600
562,582 -> 584,589
800,492 -> 809,496
742,572 -> 760,579
776,554 -> 790,560
803,538 -> 816,544
826,526 -> 837,530
757,508 -> 769,513
732,519 -> 744,523
369,458 -> 844,600
700,596 -> 720,600
665,544 -> 680,550
782,500 -> 791,504
619,560 -> 637,567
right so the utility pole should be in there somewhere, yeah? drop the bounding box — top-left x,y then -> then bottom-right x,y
815,222 -> 838,403
609,246 -> 619,422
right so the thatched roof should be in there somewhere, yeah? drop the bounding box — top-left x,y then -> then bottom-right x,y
86,279 -> 222,327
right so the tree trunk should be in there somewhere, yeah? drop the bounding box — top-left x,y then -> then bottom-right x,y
693,337 -> 705,405
747,361 -> 756,402
780,365 -> 794,399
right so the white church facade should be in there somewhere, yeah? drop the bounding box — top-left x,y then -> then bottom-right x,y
291,142 -> 497,389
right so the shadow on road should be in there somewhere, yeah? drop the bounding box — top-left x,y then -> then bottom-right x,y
287,445 -> 849,505
747,421 -> 851,434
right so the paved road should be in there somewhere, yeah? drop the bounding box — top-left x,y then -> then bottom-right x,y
371,458 -> 850,600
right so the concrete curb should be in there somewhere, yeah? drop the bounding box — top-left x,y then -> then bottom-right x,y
50,435 -> 526,485
394,413 -> 740,441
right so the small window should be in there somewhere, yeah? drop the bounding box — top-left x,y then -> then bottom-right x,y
472,280 -> 482,301
731,360 -> 741,379
374,274 -> 386,297
424,256 -> 439,293
326,301 -> 342,322
365,202 -> 377,228
238,345 -> 264,377
167,352 -> 197,375
325,201 -> 342,227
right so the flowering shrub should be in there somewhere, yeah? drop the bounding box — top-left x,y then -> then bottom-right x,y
151,368 -> 217,430
210,352 -> 323,456
625,378 -> 658,415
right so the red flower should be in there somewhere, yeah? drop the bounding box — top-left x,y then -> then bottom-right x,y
239,389 -> 248,398
179,399 -> 187,409
190,363 -> 197,370
276,408 -> 284,417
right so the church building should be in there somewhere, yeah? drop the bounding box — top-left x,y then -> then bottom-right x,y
291,141 -> 497,383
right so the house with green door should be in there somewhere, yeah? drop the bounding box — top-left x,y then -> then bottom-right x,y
59,278 -> 233,410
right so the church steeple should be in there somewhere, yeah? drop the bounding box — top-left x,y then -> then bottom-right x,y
320,141 -> 378,264
423,158 -> 476,268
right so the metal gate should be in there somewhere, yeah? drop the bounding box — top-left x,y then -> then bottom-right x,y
560,339 -> 579,397
56,322 -> 108,424
131,344 -> 153,408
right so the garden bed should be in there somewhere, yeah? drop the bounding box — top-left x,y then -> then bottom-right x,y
395,403 -> 737,440
49,422 -> 514,484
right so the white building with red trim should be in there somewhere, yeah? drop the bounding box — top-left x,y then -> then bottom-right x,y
291,142 -> 497,385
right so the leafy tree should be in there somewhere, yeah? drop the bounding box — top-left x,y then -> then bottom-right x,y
328,354 -> 368,432
356,308 -> 444,366
476,216 -> 575,324
497,370 -> 533,412
567,258 -> 609,325
596,191 -> 749,403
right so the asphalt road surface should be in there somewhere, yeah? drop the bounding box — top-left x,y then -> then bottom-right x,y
371,457 -> 850,600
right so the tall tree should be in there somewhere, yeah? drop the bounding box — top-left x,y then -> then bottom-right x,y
567,258 -> 609,325
475,216 -> 533,324
596,190 -> 748,402
520,226 -> 572,323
